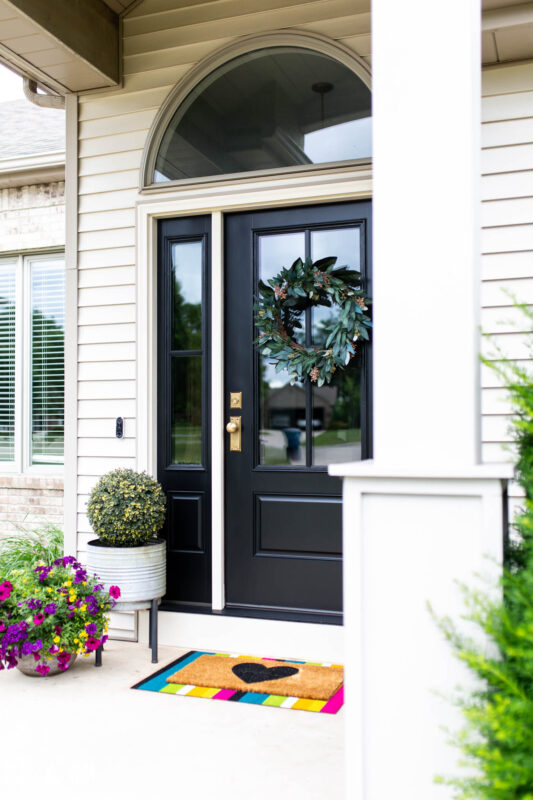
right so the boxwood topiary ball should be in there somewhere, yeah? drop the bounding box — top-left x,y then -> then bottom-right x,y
87,468 -> 166,547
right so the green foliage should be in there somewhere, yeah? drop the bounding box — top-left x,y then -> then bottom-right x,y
254,256 -> 371,387
0,520 -> 63,578
87,468 -> 166,547
435,303 -> 533,798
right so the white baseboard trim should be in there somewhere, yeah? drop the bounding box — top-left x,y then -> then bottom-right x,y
138,610 -> 344,663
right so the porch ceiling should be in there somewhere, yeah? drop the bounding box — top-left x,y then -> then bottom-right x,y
0,0 -> 530,95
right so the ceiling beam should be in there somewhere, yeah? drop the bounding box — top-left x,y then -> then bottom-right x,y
4,0 -> 119,85
483,2 -> 533,29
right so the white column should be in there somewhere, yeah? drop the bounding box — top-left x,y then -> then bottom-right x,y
372,0 -> 482,468
332,3 -> 513,799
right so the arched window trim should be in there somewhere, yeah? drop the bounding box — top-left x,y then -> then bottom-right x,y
140,30 -> 372,191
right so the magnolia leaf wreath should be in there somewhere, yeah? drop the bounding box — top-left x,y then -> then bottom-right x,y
254,256 -> 372,387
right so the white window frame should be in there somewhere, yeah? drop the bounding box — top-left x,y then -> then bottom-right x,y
0,251 -> 65,476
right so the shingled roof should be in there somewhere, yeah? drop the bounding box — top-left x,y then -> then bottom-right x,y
0,99 -> 64,160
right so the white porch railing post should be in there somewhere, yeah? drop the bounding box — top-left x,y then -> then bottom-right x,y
331,2 -> 514,798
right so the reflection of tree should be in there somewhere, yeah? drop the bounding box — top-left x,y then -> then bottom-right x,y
171,277 -> 202,461
315,312 -> 361,430
32,307 -> 64,442
328,361 -> 361,430
172,277 -> 202,350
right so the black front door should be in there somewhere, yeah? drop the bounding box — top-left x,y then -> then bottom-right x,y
224,201 -> 372,621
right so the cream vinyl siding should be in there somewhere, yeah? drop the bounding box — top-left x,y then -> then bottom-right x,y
482,62 -> 533,516
75,0 -> 371,638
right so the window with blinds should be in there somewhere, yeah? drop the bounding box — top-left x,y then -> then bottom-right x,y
30,259 -> 65,466
0,262 -> 16,463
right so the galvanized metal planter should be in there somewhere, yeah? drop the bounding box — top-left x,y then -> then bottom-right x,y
86,538 -> 166,607
17,653 -> 78,676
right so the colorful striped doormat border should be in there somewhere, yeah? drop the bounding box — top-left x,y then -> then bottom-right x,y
132,650 -> 344,714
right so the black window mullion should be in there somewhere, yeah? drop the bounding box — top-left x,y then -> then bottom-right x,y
304,229 -> 312,468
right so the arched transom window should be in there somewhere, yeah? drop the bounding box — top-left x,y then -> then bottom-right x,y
151,46 -> 372,184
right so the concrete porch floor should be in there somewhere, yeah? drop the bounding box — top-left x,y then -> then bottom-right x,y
1,640 -> 344,799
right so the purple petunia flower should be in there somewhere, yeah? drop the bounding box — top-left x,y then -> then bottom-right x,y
84,623 -> 97,635
27,598 -> 42,610
57,652 -> 71,664
74,569 -> 88,584
21,641 -> 34,656
34,566 -> 52,582
84,636 -> 101,652
43,603 -> 57,615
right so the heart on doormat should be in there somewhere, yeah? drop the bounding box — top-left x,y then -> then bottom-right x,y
232,662 -> 300,684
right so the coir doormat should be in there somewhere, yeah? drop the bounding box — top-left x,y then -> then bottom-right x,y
132,650 -> 344,713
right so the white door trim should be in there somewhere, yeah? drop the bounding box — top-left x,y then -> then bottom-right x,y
135,164 -> 372,611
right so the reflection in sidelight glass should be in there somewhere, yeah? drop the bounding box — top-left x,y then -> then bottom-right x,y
172,240 -> 203,350
171,356 -> 202,464
258,232 -> 306,466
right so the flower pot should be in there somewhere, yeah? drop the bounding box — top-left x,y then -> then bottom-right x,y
16,653 -> 78,676
86,538 -> 166,606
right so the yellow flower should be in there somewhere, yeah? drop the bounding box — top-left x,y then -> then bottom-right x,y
74,638 -> 79,644
53,636 -> 60,644
80,604 -> 87,612
47,588 -> 53,593
80,630 -> 88,639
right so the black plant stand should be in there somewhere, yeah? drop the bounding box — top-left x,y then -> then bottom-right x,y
94,597 -> 160,667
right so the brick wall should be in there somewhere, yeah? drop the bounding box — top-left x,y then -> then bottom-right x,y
0,181 -> 65,251
0,475 -> 63,536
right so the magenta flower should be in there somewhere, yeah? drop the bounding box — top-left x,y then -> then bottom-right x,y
54,625 -> 62,635
33,613 -> 45,626
35,663 -> 50,676
49,645 -> 60,654
0,581 -> 13,602
109,586 -> 121,600
85,636 -> 101,652
0,621 -> 5,633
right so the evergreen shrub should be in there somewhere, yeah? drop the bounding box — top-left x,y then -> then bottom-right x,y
87,468 -> 166,547
436,303 -> 533,799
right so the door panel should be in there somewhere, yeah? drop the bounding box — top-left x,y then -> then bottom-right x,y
157,215 -> 211,606
224,201 -> 372,618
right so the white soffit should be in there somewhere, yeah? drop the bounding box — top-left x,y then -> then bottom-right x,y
482,2 -> 533,64
0,0 -> 119,93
